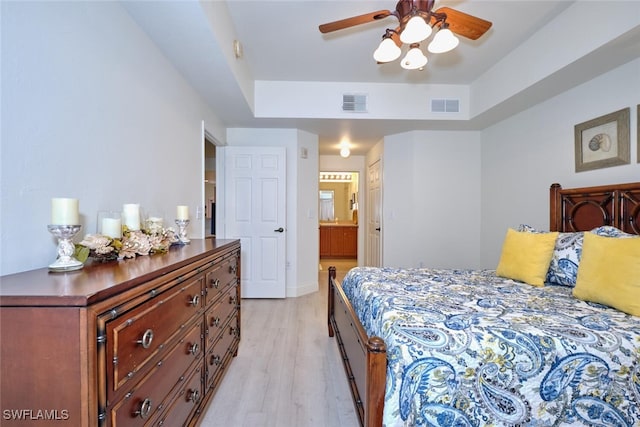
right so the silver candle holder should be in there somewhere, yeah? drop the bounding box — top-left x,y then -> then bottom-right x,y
48,224 -> 84,272
175,219 -> 191,244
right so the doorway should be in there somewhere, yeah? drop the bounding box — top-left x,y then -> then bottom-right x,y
318,171 -> 359,273
204,134 -> 217,236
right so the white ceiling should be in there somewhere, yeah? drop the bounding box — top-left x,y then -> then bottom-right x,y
123,1 -> 640,155
227,0 -> 568,84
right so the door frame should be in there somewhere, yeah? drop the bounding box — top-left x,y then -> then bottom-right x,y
201,122 -> 226,238
317,157 -> 366,267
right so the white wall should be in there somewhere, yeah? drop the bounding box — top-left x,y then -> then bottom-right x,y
255,80 -> 469,121
0,1 -> 224,276
377,60 -> 639,271
480,58 -> 640,268
296,130 -> 320,296
382,131 -> 482,269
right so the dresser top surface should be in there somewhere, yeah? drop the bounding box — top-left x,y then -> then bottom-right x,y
0,239 -> 240,307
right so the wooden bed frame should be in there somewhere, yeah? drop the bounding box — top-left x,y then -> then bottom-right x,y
327,181 -> 640,427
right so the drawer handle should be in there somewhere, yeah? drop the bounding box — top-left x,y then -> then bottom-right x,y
188,389 -> 200,404
210,354 -> 221,366
210,278 -> 220,289
188,342 -> 199,356
134,398 -> 152,419
230,326 -> 239,337
137,329 -> 154,349
229,295 -> 237,305
229,264 -> 237,274
189,295 -> 200,307
211,316 -> 221,327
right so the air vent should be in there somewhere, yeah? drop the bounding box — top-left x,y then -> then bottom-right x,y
342,94 -> 367,112
431,99 -> 460,113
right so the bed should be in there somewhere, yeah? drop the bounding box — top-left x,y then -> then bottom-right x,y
327,182 -> 640,427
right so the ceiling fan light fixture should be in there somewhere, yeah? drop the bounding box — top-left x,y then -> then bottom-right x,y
401,44 -> 428,70
373,36 -> 402,63
399,15 -> 432,44
427,26 -> 459,53
319,3 -> 493,72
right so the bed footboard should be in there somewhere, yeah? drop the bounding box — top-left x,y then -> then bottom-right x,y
328,266 -> 386,427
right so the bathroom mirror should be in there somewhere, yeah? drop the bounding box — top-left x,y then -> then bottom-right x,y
319,171 -> 359,223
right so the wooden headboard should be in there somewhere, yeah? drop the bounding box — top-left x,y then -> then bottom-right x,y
550,182 -> 640,234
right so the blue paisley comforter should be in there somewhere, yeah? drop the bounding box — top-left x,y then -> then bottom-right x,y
340,267 -> 640,427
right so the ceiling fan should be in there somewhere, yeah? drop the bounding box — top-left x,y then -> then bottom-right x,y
319,0 -> 492,70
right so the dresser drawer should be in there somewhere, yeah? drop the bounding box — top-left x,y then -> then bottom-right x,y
151,364 -> 203,427
204,254 -> 237,306
108,319 -> 202,427
205,314 -> 239,390
106,275 -> 203,393
204,286 -> 237,348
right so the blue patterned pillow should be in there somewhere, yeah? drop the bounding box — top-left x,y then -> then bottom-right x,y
591,225 -> 635,238
517,224 -> 539,233
517,224 -> 583,287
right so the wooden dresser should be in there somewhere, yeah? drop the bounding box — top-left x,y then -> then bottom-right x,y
0,239 -> 240,427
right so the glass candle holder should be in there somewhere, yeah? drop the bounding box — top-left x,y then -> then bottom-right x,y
48,224 -> 84,272
145,212 -> 165,234
175,219 -> 191,244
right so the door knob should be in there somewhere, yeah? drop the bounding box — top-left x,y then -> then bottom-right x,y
375,227 -> 381,231
274,227 -> 284,233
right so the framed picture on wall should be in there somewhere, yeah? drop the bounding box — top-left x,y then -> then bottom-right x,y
574,107 -> 630,172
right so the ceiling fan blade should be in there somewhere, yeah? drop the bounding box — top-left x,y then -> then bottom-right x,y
434,7 -> 492,40
319,10 -> 393,34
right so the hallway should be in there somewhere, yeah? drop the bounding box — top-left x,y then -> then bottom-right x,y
318,257 -> 358,283
201,260 -> 359,426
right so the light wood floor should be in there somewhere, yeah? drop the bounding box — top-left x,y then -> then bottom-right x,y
200,259 -> 359,427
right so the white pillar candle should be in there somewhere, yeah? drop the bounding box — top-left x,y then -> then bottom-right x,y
177,205 -> 189,220
122,204 -> 141,230
51,198 -> 79,225
102,217 -> 122,239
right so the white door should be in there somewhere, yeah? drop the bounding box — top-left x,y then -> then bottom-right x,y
367,159 -> 382,267
224,147 -> 286,298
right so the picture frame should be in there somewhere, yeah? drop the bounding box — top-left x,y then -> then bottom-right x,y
574,107 -> 630,172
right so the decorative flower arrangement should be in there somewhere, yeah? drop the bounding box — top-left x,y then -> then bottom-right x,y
75,225 -> 179,263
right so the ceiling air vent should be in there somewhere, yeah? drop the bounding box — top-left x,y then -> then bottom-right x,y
342,94 -> 367,112
431,99 -> 460,113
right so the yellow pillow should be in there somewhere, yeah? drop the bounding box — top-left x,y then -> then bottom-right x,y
496,228 -> 558,287
573,232 -> 640,316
